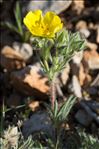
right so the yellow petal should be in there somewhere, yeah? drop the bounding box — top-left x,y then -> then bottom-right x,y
23,10 -> 43,33
43,11 -> 63,34
24,11 -> 36,27
23,10 -> 63,38
52,23 -> 63,33
43,11 -> 56,25
33,10 -> 42,18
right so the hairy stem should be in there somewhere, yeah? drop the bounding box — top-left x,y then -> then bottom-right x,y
50,75 -> 57,109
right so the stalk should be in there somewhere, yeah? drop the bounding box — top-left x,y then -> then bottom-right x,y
50,74 -> 57,109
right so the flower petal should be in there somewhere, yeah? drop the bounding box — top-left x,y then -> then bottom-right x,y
43,11 -> 63,33
23,10 -> 63,38
43,12 -> 56,25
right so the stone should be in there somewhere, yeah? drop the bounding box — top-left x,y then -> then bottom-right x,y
13,42 -> 33,62
76,21 -> 90,38
86,42 -> 98,51
22,0 -> 72,14
28,100 -> 40,111
0,46 -> 26,71
73,0 -> 84,14
88,23 -> 94,29
22,111 -> 54,139
83,49 -> 99,70
80,100 -> 99,124
96,25 -> 99,43
72,75 -> 82,98
75,109 -> 93,126
11,64 -> 49,99
87,86 -> 99,97
72,51 -> 83,66
79,64 -> 86,86
80,28 -> 90,38
76,20 -> 87,30
79,63 -> 92,86
85,100 -> 99,115
58,64 -> 70,86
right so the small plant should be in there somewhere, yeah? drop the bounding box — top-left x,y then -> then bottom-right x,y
78,130 -> 99,149
47,96 -> 76,148
0,9 -> 86,149
1,1 -> 30,42
23,9 -> 85,105
23,9 -> 86,148
0,127 -> 44,149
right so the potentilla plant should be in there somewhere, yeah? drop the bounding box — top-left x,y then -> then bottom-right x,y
23,10 -> 86,148
23,10 -> 85,107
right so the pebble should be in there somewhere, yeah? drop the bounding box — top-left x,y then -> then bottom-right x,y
75,109 -> 93,126
22,0 -> 72,14
11,64 -> 49,99
0,46 -> 25,71
13,42 -> 33,62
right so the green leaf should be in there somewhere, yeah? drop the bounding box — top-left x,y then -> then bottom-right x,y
24,31 -> 31,42
78,129 -> 99,149
19,136 -> 34,149
1,21 -> 19,33
57,96 -> 76,122
56,29 -> 68,48
14,1 -> 23,36
44,60 -> 50,72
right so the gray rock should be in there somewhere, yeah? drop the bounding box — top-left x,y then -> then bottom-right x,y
22,0 -> 72,14
75,109 -> 93,126
80,28 -> 90,38
80,100 -> 99,124
72,51 -> 83,66
85,100 -> 99,115
22,111 -> 54,139
87,86 -> 99,97
13,42 -> 33,62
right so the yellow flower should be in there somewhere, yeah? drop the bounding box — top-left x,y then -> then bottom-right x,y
23,10 -> 63,38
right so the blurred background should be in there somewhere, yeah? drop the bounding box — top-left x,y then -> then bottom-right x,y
0,0 -> 99,147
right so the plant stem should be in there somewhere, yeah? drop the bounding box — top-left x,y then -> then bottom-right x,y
0,97 -> 5,135
55,127 -> 61,149
50,75 -> 57,109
